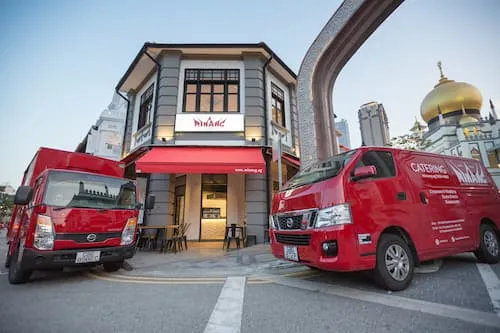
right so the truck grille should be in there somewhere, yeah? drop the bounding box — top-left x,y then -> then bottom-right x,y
55,232 -> 121,243
275,233 -> 311,246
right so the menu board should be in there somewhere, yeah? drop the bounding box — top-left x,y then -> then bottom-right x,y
202,208 -> 221,219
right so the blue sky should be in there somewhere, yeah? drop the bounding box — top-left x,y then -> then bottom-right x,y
1,0 -> 499,187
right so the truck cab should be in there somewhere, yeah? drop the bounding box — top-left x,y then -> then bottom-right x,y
5,147 -> 155,284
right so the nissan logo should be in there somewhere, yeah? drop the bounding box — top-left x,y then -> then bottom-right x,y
286,218 -> 294,228
86,234 -> 97,242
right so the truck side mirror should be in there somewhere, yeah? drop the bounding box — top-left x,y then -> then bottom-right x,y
14,186 -> 33,205
145,194 -> 156,210
352,165 -> 377,181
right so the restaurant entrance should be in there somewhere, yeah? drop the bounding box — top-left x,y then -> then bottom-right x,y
200,174 -> 227,240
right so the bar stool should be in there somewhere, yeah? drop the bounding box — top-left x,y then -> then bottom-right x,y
224,224 -> 241,250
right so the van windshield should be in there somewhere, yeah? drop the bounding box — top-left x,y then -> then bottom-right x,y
284,150 -> 357,189
44,171 -> 137,210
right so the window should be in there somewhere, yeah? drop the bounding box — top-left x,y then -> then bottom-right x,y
271,83 -> 285,127
183,69 -> 240,112
355,151 -> 396,179
137,84 -> 154,130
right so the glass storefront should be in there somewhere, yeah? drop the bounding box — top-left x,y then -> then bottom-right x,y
200,174 -> 227,240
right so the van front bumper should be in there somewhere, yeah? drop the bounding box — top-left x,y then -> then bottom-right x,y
19,245 -> 135,270
270,226 -> 376,272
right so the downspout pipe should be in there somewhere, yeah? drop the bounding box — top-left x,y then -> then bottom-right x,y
116,90 -> 130,160
262,53 -> 273,242
144,50 -> 161,145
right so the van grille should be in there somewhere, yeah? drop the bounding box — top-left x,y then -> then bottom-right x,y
277,215 -> 303,230
275,233 -> 311,246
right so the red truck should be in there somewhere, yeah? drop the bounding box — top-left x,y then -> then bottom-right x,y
5,147 -> 155,284
270,147 -> 500,291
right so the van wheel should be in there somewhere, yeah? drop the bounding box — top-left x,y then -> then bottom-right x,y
474,224 -> 500,264
374,234 -> 414,291
103,261 -> 123,272
8,247 -> 32,285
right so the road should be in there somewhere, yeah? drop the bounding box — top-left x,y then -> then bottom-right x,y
1,229 -> 500,333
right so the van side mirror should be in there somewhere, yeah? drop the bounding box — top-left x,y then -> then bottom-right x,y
145,194 -> 156,210
352,165 -> 377,181
14,186 -> 33,205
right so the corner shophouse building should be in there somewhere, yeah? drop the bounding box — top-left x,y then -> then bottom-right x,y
116,43 -> 301,244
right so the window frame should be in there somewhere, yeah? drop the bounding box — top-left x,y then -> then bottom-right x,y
353,150 -> 397,180
182,69 -> 240,113
137,83 -> 154,131
271,82 -> 286,128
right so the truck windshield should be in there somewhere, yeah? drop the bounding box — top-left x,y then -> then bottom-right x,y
43,171 -> 137,210
284,150 -> 357,189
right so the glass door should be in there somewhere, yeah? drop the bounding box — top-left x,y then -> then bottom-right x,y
200,174 -> 227,240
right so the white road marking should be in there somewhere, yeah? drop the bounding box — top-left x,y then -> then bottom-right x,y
204,276 -> 246,333
266,275 -> 500,329
476,263 -> 500,317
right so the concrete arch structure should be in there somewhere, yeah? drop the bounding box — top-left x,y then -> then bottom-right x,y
297,0 -> 404,167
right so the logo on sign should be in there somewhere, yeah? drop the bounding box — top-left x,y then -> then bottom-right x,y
193,116 -> 227,128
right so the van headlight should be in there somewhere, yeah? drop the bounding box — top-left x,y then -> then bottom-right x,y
34,215 -> 55,250
121,218 -> 137,245
315,204 -> 352,228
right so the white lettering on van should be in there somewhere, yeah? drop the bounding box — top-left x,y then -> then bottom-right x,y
448,162 -> 488,185
410,163 -> 448,174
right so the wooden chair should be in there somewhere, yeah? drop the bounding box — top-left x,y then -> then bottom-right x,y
160,227 -> 178,254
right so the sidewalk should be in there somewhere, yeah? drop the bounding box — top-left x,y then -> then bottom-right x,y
115,242 -> 305,278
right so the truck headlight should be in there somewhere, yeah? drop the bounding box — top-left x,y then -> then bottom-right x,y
121,218 -> 137,246
269,215 -> 278,229
34,215 -> 55,250
315,204 -> 352,228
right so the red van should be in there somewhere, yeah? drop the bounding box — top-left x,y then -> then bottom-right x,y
269,147 -> 500,291
5,147 -> 155,284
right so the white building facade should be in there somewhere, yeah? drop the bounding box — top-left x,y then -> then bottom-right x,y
76,93 -> 127,161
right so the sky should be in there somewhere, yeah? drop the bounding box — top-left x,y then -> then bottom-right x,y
0,0 -> 499,187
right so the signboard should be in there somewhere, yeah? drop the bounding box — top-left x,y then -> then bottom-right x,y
175,113 -> 244,132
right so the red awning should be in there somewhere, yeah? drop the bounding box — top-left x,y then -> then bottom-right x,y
135,147 -> 265,174
282,154 -> 300,168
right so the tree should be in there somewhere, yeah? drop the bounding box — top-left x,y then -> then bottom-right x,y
389,119 -> 431,151
0,192 -> 14,223
389,133 -> 431,151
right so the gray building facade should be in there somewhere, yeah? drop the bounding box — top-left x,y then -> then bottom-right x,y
358,102 -> 390,146
116,43 -> 300,244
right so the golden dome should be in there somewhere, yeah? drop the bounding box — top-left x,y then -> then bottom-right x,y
420,62 -> 483,123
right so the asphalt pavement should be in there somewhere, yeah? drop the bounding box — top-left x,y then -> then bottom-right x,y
1,229 -> 500,333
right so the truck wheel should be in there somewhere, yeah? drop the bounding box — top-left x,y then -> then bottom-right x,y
374,234 -> 414,291
474,224 -> 500,264
8,246 -> 32,285
103,261 -> 123,272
